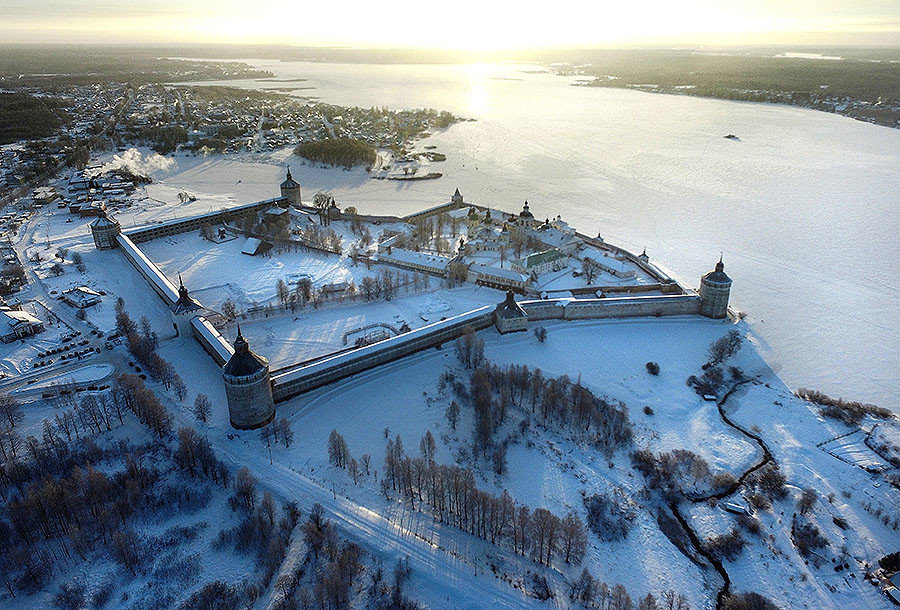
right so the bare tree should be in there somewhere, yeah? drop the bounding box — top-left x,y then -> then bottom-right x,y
194,394 -> 212,423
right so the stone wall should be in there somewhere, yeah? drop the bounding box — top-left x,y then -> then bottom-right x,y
520,294 -> 701,320
116,234 -> 179,305
271,306 -> 495,401
125,197 -> 287,243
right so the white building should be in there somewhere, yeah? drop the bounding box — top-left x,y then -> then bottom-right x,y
0,307 -> 44,343
511,249 -> 568,276
61,286 -> 102,308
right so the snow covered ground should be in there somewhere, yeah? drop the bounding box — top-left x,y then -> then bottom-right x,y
218,316 -> 898,608
181,60 -> 900,409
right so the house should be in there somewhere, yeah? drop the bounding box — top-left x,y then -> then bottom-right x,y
511,248 -> 568,276
61,286 -> 102,308
466,263 -> 529,293
377,248 -> 451,276
531,226 -> 581,255
582,251 -> 637,279
494,291 -> 528,333
241,237 -> 272,256
0,306 -> 44,342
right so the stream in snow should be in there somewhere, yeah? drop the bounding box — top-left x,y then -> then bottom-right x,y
184,60 -> 900,408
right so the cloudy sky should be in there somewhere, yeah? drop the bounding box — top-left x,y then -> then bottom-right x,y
0,0 -> 898,48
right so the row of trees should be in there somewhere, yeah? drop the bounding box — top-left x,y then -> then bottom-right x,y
115,299 -> 187,399
452,351 -> 634,459
381,432 -> 588,567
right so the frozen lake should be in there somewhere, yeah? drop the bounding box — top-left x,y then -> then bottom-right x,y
183,60 -> 900,408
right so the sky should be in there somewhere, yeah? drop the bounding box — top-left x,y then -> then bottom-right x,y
0,0 -> 898,48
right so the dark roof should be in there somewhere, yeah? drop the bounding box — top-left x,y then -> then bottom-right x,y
223,327 -> 268,377
280,168 -> 300,189
702,258 -> 732,284
171,277 -> 202,315
519,201 -> 534,219
495,290 -> 527,319
89,210 -> 118,229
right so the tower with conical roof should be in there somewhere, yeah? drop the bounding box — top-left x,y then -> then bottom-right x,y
699,256 -> 732,319
223,327 -> 275,429
280,168 -> 301,207
451,188 -> 463,206
171,275 -> 203,337
89,208 -> 120,250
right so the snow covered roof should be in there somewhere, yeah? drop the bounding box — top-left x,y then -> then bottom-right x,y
241,237 -> 263,255
280,168 -> 300,189
583,251 -> 635,275
468,263 -> 528,283
191,317 -> 234,365
377,248 -> 451,270
0,307 -> 41,328
171,278 -> 202,315
90,211 -> 118,229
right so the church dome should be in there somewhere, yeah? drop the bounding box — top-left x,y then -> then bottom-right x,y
519,201 -> 534,219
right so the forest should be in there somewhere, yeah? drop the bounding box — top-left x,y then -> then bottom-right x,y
295,138 -> 377,169
0,92 -> 69,145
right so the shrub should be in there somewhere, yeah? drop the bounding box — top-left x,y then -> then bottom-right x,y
795,388 -> 892,426
178,581 -> 242,610
791,517 -> 828,558
721,592 -> 780,610
737,514 -> 763,537
746,493 -> 772,511
583,492 -> 634,541
706,528 -> 745,561
879,551 -> 900,573
752,465 -> 788,500
643,405 -> 654,415
645,361 -> 660,375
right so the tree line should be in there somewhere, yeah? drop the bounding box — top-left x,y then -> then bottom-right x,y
379,431 -> 589,568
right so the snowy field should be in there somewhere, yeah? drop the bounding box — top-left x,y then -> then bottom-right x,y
181,60 -> 900,409
218,316 -> 899,608
222,285 -> 503,368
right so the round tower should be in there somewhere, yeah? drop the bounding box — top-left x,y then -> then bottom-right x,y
280,168 -> 302,207
699,256 -> 732,319
90,209 -> 120,250
223,327 -> 275,430
451,188 -> 463,206
170,276 -> 202,338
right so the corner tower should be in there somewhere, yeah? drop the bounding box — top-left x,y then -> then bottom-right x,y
699,256 -> 732,319
280,168 -> 301,207
90,209 -> 120,250
223,327 -> 275,430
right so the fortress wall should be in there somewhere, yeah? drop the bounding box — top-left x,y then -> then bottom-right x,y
125,197 -> 286,243
271,306 -> 494,401
402,200 -> 486,222
521,294 -> 701,320
116,233 -> 179,305
190,316 -> 234,366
